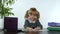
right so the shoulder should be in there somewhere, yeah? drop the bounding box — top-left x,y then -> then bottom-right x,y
35,20 -> 40,23
36,20 -> 39,22
25,20 -> 29,22
25,19 -> 29,23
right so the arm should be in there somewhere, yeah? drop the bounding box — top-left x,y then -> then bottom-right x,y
24,20 -> 33,31
24,20 -> 29,28
35,20 -> 43,30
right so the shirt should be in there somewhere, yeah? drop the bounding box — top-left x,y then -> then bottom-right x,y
24,20 -> 43,29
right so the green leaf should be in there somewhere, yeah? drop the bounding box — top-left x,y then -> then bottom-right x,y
0,0 -> 15,18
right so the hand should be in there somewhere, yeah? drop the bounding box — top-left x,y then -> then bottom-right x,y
26,27 -> 33,31
35,27 -> 40,30
33,27 -> 41,31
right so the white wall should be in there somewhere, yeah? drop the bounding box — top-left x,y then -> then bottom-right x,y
0,0 -> 60,29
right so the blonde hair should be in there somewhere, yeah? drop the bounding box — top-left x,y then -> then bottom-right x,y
24,8 -> 40,20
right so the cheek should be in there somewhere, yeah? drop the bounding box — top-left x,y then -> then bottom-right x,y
28,14 -> 32,17
34,16 -> 37,20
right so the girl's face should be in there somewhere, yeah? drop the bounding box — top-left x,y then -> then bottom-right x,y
28,11 -> 37,21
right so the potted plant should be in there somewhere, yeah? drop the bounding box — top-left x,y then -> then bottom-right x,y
0,0 -> 15,29
0,0 -> 15,18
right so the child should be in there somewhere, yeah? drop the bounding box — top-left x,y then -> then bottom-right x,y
24,7 -> 43,31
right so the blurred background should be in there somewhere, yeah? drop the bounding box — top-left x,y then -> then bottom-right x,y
0,0 -> 60,29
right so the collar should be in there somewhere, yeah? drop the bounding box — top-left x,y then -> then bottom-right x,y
28,17 -> 36,23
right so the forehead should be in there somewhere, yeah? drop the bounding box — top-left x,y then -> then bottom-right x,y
28,11 -> 38,15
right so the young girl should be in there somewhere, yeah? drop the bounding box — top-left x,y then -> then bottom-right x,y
24,7 -> 43,31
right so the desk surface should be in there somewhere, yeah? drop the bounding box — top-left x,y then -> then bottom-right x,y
0,29 -> 60,34
18,31 -> 60,34
0,31 -> 59,34
18,28 -> 60,34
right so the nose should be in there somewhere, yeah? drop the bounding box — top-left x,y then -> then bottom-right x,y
31,16 -> 34,18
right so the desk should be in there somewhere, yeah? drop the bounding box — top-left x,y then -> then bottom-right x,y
18,28 -> 60,34
0,28 -> 60,34
18,31 -> 60,34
